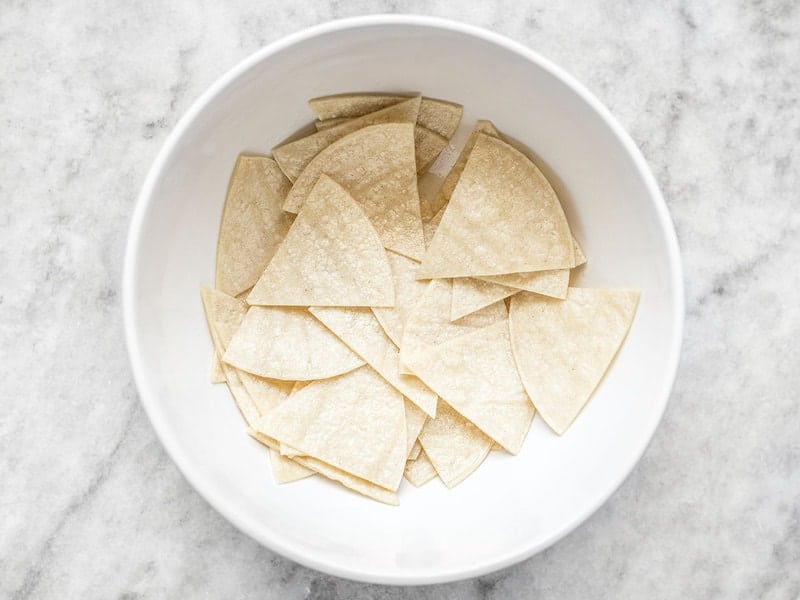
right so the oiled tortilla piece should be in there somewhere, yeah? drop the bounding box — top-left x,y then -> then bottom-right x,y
433,119 -> 500,208
371,251 -> 428,346
418,134 -> 574,278
223,306 -> 364,381
404,450 -> 438,487
309,306 -> 438,417
413,125 -> 449,174
210,352 -> 225,383
273,96 -> 420,181
248,429 -> 398,505
282,123 -> 425,261
200,287 -> 261,427
399,279 -> 507,374
317,120 -> 450,174
404,320 -> 535,454
257,365 -> 407,491
309,94 -> 463,138
269,449 -> 314,484
404,400 -> 428,457
450,277 -> 518,321
418,400 -> 493,488
509,288 -> 639,435
215,154 -> 294,297
248,175 -> 394,307
478,269 -> 569,299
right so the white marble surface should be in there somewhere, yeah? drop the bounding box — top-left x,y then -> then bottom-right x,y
1,1 -> 798,598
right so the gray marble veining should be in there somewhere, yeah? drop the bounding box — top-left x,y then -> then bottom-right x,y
1,1 -> 798,598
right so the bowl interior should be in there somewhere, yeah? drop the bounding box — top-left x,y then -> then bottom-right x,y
125,18 -> 682,584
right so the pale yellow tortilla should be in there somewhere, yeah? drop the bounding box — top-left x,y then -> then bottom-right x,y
315,117 -> 348,130
371,251 -> 428,346
573,238 -> 587,267
200,288 -> 261,427
309,94 -> 463,138
418,134 -> 574,278
309,306 -> 438,417
478,269 -> 570,298
238,370 -> 293,416
433,119 -> 500,208
418,400 -> 493,488
273,96 -> 421,181
476,238 -> 585,296
422,205 -> 445,249
404,400 -> 428,457
215,155 -> 294,297
257,365 -> 407,490
451,278 -> 519,321
317,121 -> 449,174
248,175 -> 394,307
509,288 -> 639,435
210,352 -> 225,383
414,125 -> 449,174
408,441 -> 422,461
404,320 -> 535,454
282,123 -> 425,261
269,448 -> 314,484
248,429 -> 398,505
404,450 -> 438,487
223,305 -> 364,380
399,279 -> 507,374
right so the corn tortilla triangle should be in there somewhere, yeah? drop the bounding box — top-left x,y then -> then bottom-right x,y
451,277 -> 519,321
404,400 -> 428,458
404,450 -> 438,487
399,279 -> 507,375
273,96 -> 421,181
309,306 -> 438,417
433,119 -> 500,208
317,120 -> 449,174
215,154 -> 294,297
309,93 -> 463,138
200,288 -> 265,428
418,134 -> 574,278
509,288 -> 639,435
269,449 -> 314,484
282,123 -> 425,261
257,365 -> 407,490
418,400 -> 493,488
371,250 -> 428,346
404,320 -> 535,454
248,174 -> 394,307
248,429 -> 398,505
223,305 -> 364,380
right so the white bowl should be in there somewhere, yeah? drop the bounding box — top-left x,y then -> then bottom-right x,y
123,15 -> 683,585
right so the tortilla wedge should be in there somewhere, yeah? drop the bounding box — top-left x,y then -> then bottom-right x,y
451,277 -> 519,321
404,320 -> 535,454
248,175 -> 394,307
399,279 -> 507,374
509,288 -> 639,434
282,123 -> 425,261
309,93 -> 463,138
404,450 -> 438,487
418,400 -> 493,488
257,365 -> 407,490
417,134 -> 574,278
309,306 -> 438,417
273,96 -> 421,181
223,305 -> 364,380
215,155 -> 294,297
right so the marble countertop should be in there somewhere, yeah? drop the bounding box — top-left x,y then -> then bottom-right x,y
2,1 -> 798,598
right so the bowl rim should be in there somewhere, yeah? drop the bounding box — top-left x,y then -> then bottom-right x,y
122,13 -> 684,585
